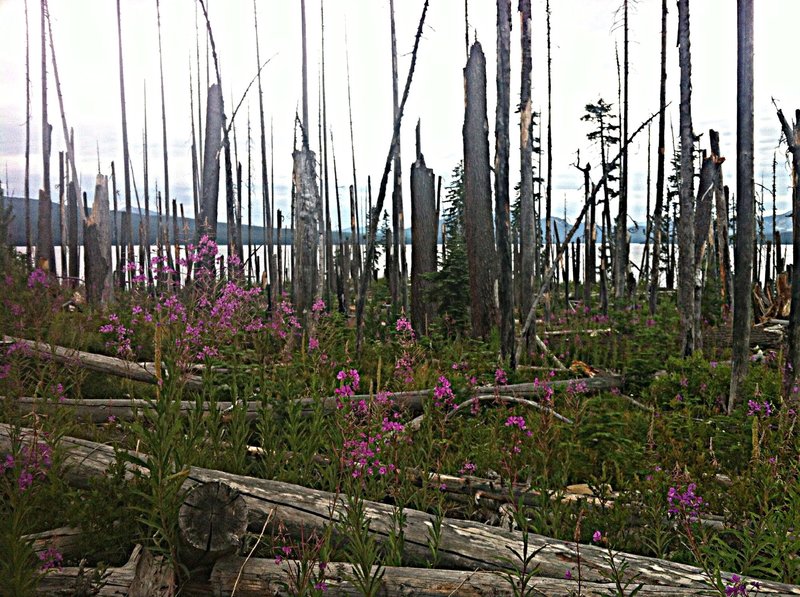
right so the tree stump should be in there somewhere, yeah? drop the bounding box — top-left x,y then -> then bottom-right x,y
179,481 -> 248,569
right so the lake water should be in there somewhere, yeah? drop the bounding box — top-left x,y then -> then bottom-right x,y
15,242 -> 790,289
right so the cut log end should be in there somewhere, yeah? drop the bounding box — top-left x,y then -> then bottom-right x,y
179,481 -> 247,562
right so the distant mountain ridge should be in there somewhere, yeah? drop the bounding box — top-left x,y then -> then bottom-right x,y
3,196 -> 795,246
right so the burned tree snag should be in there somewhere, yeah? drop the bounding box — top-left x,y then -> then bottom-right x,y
292,146 -> 321,320
677,0 -> 696,357
463,41 -> 498,341
495,0 -> 515,365
730,0 -> 755,413
776,106 -> 800,403
85,174 -> 113,306
198,83 -> 222,244
519,0 -> 536,327
410,122 -> 437,336
37,0 -> 54,273
649,0 -> 669,316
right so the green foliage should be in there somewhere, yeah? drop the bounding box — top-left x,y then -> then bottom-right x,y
428,162 -> 470,334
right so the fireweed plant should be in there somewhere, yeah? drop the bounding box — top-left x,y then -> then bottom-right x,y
3,240 -> 800,592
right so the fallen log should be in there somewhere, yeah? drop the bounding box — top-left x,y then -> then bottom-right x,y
200,557 -> 753,596
3,336 -> 203,390
8,372 -> 621,424
2,425 -> 797,594
35,544 -> 174,596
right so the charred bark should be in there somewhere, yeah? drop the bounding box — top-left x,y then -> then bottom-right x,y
463,41 -> 497,340
410,123 -> 437,336
198,83 -> 222,244
730,0 -> 755,413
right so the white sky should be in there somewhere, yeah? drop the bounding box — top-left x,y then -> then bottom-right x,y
1,0 -> 799,231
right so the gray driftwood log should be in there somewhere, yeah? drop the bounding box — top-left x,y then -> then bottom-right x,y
2,425 -> 797,594
2,336 -> 203,390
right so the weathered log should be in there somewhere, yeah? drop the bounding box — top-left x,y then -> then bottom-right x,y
11,396 -> 252,424
179,481 -> 248,568
24,526 -> 83,562
3,336 -> 202,390
3,425 -> 796,594
35,544 -> 174,596
202,557 -> 733,596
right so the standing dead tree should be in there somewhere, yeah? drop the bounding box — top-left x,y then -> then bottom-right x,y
677,0 -> 696,357
116,0 -> 133,285
198,83 -> 222,247
389,0 -> 407,312
518,0 -> 536,331
775,103 -> 800,403
355,0 -> 430,350
37,0 -> 54,274
410,122 -> 437,336
84,174 -> 113,306
649,0 -> 668,316
729,0 -> 755,413
463,41 -> 498,341
495,0 -> 514,364
291,0 -> 322,319
24,0 -> 32,267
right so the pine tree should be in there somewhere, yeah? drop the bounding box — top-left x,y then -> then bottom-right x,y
431,163 -> 470,332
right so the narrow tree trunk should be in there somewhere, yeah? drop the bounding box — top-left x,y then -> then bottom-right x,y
616,0 -> 630,300
714,131 -> 732,306
495,0 -> 514,365
519,0 -> 535,339
116,0 -> 133,287
24,0 -> 32,267
156,0 -> 169,270
37,0 -> 54,274
543,0 -> 554,279
58,152 -> 66,277
321,0 -> 335,305
730,0 -> 755,412
253,0 -> 274,301
463,42 -> 497,340
649,0 -> 668,315
411,123 -> 438,335
331,133 -> 348,313
389,0 -> 406,312
345,34 -> 362,285
67,181 -> 78,285
677,0 -> 696,357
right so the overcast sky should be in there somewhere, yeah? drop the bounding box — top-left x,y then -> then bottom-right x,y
1,0 -> 799,232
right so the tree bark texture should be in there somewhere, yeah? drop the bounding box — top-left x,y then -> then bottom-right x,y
776,107 -> 800,402
495,0 -> 515,365
410,128 -> 438,335
518,0 -> 535,323
463,41 -> 497,340
84,174 -> 113,306
616,0 -> 630,299
730,0 -> 755,412
292,147 -> 321,319
677,0 -> 696,357
198,83 -> 223,243
116,0 -> 134,282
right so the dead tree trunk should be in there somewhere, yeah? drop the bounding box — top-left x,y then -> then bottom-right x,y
37,0 -> 54,274
463,41 -> 497,340
198,83 -> 222,244
649,0 -> 669,316
67,182 -> 78,284
519,0 -> 535,329
776,106 -> 800,403
711,133 -> 733,305
616,0 -> 630,300
693,137 -> 723,351
84,174 -> 113,306
116,0 -> 133,285
730,0 -> 755,413
24,0 -> 32,267
389,0 -> 407,312
410,122 -> 437,335
677,0 -> 696,357
495,0 -> 514,365
292,147 -> 321,319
